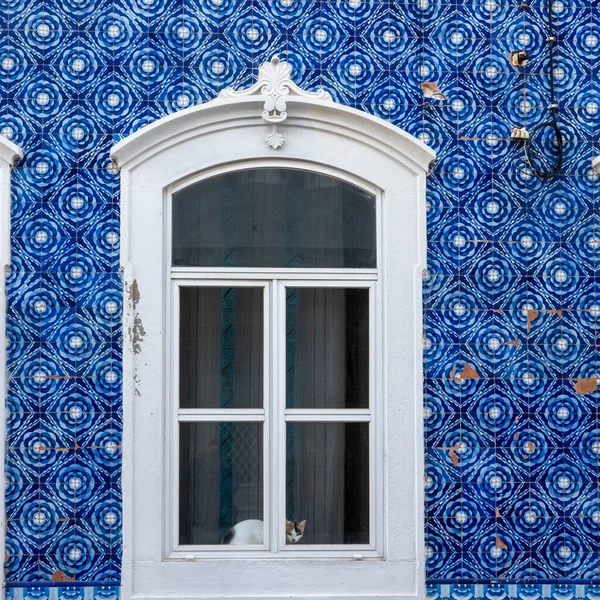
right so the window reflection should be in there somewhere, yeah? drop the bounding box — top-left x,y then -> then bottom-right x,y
286,422 -> 369,545
286,287 -> 369,409
179,287 -> 263,409
179,422 -> 263,545
172,169 -> 376,268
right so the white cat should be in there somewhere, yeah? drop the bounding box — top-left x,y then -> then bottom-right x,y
222,519 -> 306,545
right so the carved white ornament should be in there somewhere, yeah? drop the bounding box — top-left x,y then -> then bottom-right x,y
219,55 -> 331,149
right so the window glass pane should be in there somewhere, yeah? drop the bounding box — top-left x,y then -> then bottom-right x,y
179,287 -> 263,408
286,422 -> 369,545
179,422 -> 263,545
172,169 -> 376,268
286,288 -> 369,409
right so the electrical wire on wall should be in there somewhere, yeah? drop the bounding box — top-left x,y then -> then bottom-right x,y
521,0 -> 564,179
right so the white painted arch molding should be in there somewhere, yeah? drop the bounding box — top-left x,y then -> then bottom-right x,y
0,133 -> 22,593
0,133 -> 23,268
0,133 -> 23,269
112,56 -> 436,600
0,134 -> 22,168
111,56 -> 435,176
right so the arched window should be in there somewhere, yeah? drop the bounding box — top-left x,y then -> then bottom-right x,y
112,57 -> 434,600
172,166 -> 377,555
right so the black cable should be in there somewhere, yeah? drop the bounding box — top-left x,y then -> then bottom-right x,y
522,0 -> 564,179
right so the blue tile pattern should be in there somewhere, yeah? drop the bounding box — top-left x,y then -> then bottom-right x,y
428,583 -> 600,600
5,587 -> 119,600
1,0 -> 600,595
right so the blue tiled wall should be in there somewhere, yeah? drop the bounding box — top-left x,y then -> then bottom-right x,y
1,0 -> 599,597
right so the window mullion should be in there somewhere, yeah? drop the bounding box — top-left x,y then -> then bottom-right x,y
263,280 -> 272,554
284,409 -> 371,422
169,281 -> 180,555
270,278 -> 282,554
177,409 -> 265,421
170,268 -> 378,280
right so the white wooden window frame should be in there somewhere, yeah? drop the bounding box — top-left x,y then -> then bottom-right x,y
168,277 -> 380,558
165,165 -> 383,559
0,134 -> 23,593
111,56 -> 435,600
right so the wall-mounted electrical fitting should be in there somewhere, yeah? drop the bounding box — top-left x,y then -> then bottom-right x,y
511,126 -> 530,140
509,50 -> 530,67
517,0 -> 563,178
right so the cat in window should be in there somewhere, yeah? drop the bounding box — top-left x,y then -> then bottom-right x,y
222,519 -> 306,545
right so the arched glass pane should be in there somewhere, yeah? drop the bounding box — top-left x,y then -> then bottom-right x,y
172,168 -> 376,268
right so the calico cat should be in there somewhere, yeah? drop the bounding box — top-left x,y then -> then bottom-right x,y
222,519 -> 306,545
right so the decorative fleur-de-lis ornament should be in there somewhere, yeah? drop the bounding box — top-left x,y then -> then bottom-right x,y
219,55 -> 331,149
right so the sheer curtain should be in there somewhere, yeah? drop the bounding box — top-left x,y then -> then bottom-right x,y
179,287 -> 264,544
179,287 -> 357,545
178,288 -> 221,544
287,288 -> 346,543
286,288 -> 370,544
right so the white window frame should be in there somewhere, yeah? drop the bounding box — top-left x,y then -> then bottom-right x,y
165,165 -> 384,559
0,134 -> 23,593
168,276 -> 379,559
111,56 -> 435,600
